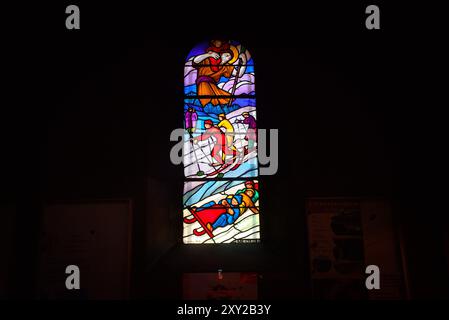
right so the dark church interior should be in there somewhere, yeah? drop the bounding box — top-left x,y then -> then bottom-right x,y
1,3 -> 448,305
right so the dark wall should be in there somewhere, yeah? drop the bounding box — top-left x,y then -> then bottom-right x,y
5,3 -> 447,299
41,43 -> 382,299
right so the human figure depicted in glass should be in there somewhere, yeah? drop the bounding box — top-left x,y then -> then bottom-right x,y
191,39 -> 247,107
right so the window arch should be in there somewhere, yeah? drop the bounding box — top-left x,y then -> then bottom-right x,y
182,40 -> 260,244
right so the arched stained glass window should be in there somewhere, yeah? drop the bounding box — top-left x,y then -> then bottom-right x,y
183,40 -> 260,244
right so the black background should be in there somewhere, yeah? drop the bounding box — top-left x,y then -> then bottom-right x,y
2,2 -> 447,301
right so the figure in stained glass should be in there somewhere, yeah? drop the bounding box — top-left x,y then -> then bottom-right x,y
192,40 -> 247,107
235,111 -> 257,151
184,180 -> 259,238
185,107 -> 198,134
192,119 -> 237,166
217,113 -> 236,151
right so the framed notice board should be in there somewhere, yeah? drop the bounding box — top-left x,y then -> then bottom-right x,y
306,198 -> 404,299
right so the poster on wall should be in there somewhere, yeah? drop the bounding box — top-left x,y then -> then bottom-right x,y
306,198 -> 404,299
307,198 -> 366,299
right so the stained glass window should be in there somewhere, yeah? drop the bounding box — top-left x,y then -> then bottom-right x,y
183,40 -> 260,244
